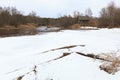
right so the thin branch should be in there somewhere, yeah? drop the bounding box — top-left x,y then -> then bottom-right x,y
76,52 -> 112,62
37,52 -> 71,65
16,75 -> 24,80
37,45 -> 85,54
11,53 -> 71,80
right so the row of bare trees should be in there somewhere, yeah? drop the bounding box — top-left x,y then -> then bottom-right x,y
43,11 -> 92,28
0,1 -> 120,29
48,1 -> 120,28
99,1 -> 120,28
0,7 -> 41,27
48,2 -> 120,28
0,6 -> 93,28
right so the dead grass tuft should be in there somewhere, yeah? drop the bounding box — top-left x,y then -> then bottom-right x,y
16,75 -> 24,80
99,52 -> 120,74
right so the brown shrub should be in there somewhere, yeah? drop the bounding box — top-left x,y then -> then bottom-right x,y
70,24 -> 81,29
89,19 -> 99,27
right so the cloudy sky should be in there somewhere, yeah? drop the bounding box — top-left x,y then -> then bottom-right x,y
0,0 -> 120,18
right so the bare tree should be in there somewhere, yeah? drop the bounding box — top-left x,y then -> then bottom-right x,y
85,8 -> 92,17
98,1 -> 120,28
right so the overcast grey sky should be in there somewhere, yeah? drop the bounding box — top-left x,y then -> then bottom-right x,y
0,0 -> 120,18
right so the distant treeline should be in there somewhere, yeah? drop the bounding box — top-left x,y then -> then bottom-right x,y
0,1 -> 120,28
0,7 -> 41,27
0,6 -> 93,28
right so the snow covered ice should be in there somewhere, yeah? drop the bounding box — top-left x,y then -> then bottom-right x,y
0,28 -> 120,80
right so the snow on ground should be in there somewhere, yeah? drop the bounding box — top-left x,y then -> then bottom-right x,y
36,26 -> 60,32
0,28 -> 120,80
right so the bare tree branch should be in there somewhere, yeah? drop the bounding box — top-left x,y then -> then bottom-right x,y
76,52 -> 111,62
38,45 -> 85,54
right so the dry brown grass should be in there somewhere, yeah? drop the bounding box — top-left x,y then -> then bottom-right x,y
19,23 -> 36,30
16,75 -> 24,80
0,25 -> 19,36
0,23 -> 37,36
19,23 -> 37,35
16,65 -> 37,80
70,24 -> 81,29
99,52 -> 120,74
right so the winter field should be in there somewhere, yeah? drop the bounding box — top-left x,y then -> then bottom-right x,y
0,28 -> 120,80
